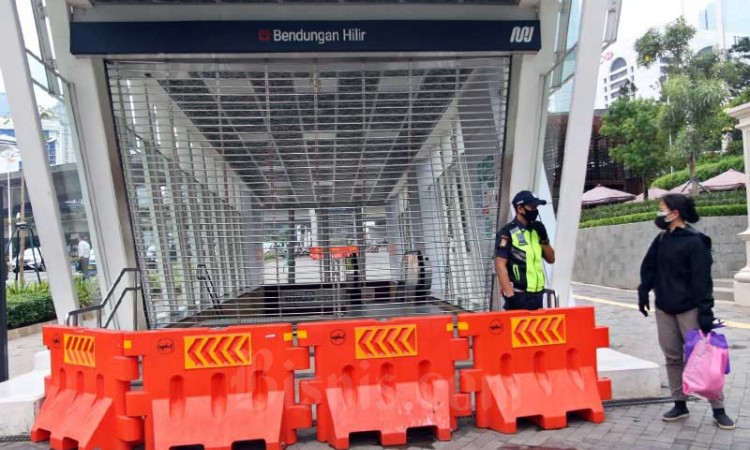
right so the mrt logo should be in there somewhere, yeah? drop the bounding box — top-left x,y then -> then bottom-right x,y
258,29 -> 271,42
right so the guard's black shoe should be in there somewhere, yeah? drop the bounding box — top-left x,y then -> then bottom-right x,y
713,409 -> 736,430
662,402 -> 689,422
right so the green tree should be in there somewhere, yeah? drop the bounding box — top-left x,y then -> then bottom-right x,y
660,74 -> 730,177
635,16 -> 695,74
635,17 -> 731,194
600,97 -> 666,200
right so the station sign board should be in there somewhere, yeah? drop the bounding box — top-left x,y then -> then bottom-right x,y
71,20 -> 541,54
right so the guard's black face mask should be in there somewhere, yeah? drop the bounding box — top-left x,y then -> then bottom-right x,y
523,208 -> 539,222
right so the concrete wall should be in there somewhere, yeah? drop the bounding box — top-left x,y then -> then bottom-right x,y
573,216 -> 748,289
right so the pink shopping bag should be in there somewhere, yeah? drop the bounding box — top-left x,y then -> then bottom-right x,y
683,331 -> 729,401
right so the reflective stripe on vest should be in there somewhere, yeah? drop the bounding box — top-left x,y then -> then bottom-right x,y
510,228 -> 545,293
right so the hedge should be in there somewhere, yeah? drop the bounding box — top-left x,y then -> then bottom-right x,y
4,276 -> 98,329
651,156 -> 745,190
580,190 -> 745,223
7,293 -> 56,329
580,203 -> 747,229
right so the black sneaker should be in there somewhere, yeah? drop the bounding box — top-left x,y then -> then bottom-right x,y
713,409 -> 736,430
662,402 -> 690,422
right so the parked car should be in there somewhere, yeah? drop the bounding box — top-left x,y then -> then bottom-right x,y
145,243 -> 176,268
10,247 -> 45,272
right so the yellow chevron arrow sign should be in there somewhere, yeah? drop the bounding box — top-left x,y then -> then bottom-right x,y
355,324 -> 417,359
63,334 -> 96,368
511,315 -> 566,348
184,333 -> 252,369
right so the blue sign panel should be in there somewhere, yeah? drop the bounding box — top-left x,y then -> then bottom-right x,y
70,20 -> 541,54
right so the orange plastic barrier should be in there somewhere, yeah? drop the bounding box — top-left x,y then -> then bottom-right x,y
124,323 -> 311,450
330,245 -> 358,259
457,307 -> 612,433
310,245 -> 358,260
31,326 -> 143,450
298,316 -> 470,449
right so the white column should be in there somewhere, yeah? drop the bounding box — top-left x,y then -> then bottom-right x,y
503,1 -> 557,220
46,1 -> 144,329
726,102 -> 750,306
0,1 -> 78,320
551,0 -> 609,306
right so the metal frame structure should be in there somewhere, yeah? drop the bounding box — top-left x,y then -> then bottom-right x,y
107,57 -> 511,327
0,0 -> 620,330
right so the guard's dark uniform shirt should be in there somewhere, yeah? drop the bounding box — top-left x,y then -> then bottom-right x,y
495,219 -> 546,294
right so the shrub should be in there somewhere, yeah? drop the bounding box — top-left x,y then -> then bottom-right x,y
580,213 -> 655,229
580,202 -> 747,228
580,190 -> 745,223
75,275 -> 100,307
651,156 -> 744,189
4,277 -> 99,329
6,280 -> 50,296
7,293 -> 56,329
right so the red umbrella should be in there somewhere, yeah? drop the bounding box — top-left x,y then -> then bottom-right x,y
581,185 -> 636,207
702,169 -> 746,192
669,179 -> 708,194
633,187 -> 669,202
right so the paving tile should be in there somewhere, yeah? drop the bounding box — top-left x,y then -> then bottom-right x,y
4,283 -> 750,450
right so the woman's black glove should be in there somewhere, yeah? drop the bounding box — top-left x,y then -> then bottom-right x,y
637,288 -> 650,317
697,308 -> 715,335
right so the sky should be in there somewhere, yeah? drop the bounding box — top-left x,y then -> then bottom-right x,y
0,0 -> 717,94
616,0 -> 708,42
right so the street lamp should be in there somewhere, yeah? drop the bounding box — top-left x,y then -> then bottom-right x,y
0,139 -> 20,258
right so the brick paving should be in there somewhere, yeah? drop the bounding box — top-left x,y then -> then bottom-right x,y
2,283 -> 749,449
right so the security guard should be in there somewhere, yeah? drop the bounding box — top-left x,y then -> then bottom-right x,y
495,190 -> 556,310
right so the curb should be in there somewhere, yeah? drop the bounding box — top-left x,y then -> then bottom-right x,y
7,311 -> 98,341
7,321 -> 56,341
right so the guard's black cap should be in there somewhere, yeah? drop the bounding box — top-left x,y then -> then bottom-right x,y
512,190 -> 547,208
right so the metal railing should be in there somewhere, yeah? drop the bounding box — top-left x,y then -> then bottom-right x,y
196,264 -> 221,313
66,268 -> 142,329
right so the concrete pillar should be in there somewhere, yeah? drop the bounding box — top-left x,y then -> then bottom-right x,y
502,1 -> 557,220
550,0 -> 610,306
726,102 -> 750,306
0,1 -> 78,321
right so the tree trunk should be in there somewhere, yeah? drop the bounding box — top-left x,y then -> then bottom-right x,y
642,177 -> 649,201
689,153 -> 698,196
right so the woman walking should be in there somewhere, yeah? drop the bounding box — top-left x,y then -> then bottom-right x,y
638,194 -> 734,430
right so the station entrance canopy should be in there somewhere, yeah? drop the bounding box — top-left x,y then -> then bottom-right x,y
81,14 -> 539,328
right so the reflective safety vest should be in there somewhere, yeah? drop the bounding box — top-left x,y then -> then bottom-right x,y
499,223 -> 545,293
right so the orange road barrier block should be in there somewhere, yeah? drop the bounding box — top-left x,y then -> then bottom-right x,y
30,326 -> 143,450
124,324 -> 311,450
298,316 -> 471,449
458,307 -> 612,433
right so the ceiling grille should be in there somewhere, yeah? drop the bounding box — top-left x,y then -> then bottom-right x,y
91,1 -> 519,5
108,57 -> 510,328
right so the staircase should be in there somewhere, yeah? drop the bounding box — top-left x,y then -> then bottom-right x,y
714,278 -> 735,302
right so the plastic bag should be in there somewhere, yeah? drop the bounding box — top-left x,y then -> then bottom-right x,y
683,331 -> 729,401
685,328 -> 730,374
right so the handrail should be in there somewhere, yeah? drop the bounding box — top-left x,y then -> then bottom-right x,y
66,268 -> 141,328
104,287 -> 140,329
196,264 -> 219,308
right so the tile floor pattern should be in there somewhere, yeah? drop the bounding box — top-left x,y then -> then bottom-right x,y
2,283 -> 748,449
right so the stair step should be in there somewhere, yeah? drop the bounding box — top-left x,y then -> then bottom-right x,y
714,286 -> 734,301
714,278 -> 734,290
